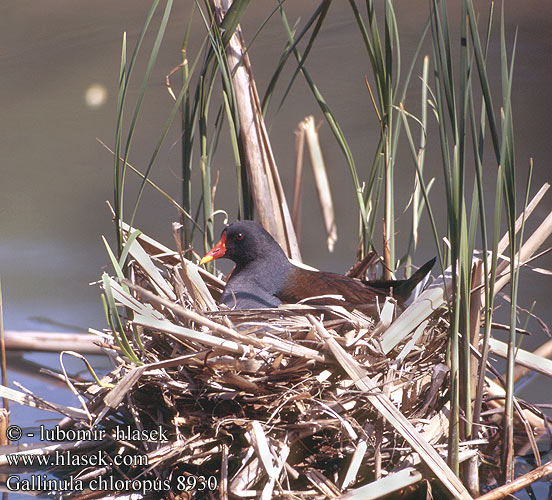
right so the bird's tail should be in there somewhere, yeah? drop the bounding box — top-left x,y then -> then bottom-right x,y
366,257 -> 437,302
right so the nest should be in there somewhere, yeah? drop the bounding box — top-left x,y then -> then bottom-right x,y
12,227 -> 546,500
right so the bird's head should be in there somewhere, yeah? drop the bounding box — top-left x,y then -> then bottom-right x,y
200,220 -> 284,267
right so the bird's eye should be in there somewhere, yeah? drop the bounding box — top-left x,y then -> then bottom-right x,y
236,232 -> 243,240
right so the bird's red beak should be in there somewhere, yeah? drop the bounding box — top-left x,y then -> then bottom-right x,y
200,231 -> 227,264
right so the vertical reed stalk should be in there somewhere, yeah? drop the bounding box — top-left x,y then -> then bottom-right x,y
292,123 -> 306,237
426,0 -> 520,476
0,280 -> 8,412
180,23 -> 194,250
113,0 -> 173,258
210,0 -> 301,260
405,56 -> 429,277
497,4 -> 519,480
108,1 -> 529,485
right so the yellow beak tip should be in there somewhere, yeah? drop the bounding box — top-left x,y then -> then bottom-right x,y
200,255 -> 213,265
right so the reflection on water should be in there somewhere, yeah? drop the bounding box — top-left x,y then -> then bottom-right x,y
0,352 -> 113,499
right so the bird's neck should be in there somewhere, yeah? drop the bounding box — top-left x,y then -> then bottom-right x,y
236,246 -> 291,270
232,253 -> 292,292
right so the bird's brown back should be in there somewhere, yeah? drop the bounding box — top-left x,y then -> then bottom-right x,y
278,257 -> 436,310
279,267 -> 388,306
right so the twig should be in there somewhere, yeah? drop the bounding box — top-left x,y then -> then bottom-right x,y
475,459 -> 552,500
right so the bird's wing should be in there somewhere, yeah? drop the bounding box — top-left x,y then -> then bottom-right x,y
279,268 -> 386,305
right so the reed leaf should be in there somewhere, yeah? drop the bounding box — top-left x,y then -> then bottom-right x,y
277,5 -> 371,250
117,0 -> 173,255
101,273 -> 141,365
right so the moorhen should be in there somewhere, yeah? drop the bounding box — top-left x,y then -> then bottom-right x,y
200,220 -> 436,311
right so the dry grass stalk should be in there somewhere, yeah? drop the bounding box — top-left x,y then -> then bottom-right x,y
475,459 -> 552,500
0,330 -> 106,354
380,277 -> 449,354
210,0 -> 301,261
297,116 -> 338,252
0,408 -> 8,447
340,466 -> 424,499
292,120 -> 306,237
488,339 -> 552,379
493,208 -> 552,297
494,182 -> 549,267
464,259 -> 484,495
0,384 -> 88,420
309,316 -> 472,500
513,338 -> 552,382
484,378 -> 545,430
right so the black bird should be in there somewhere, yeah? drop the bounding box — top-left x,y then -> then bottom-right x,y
201,220 -> 435,311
